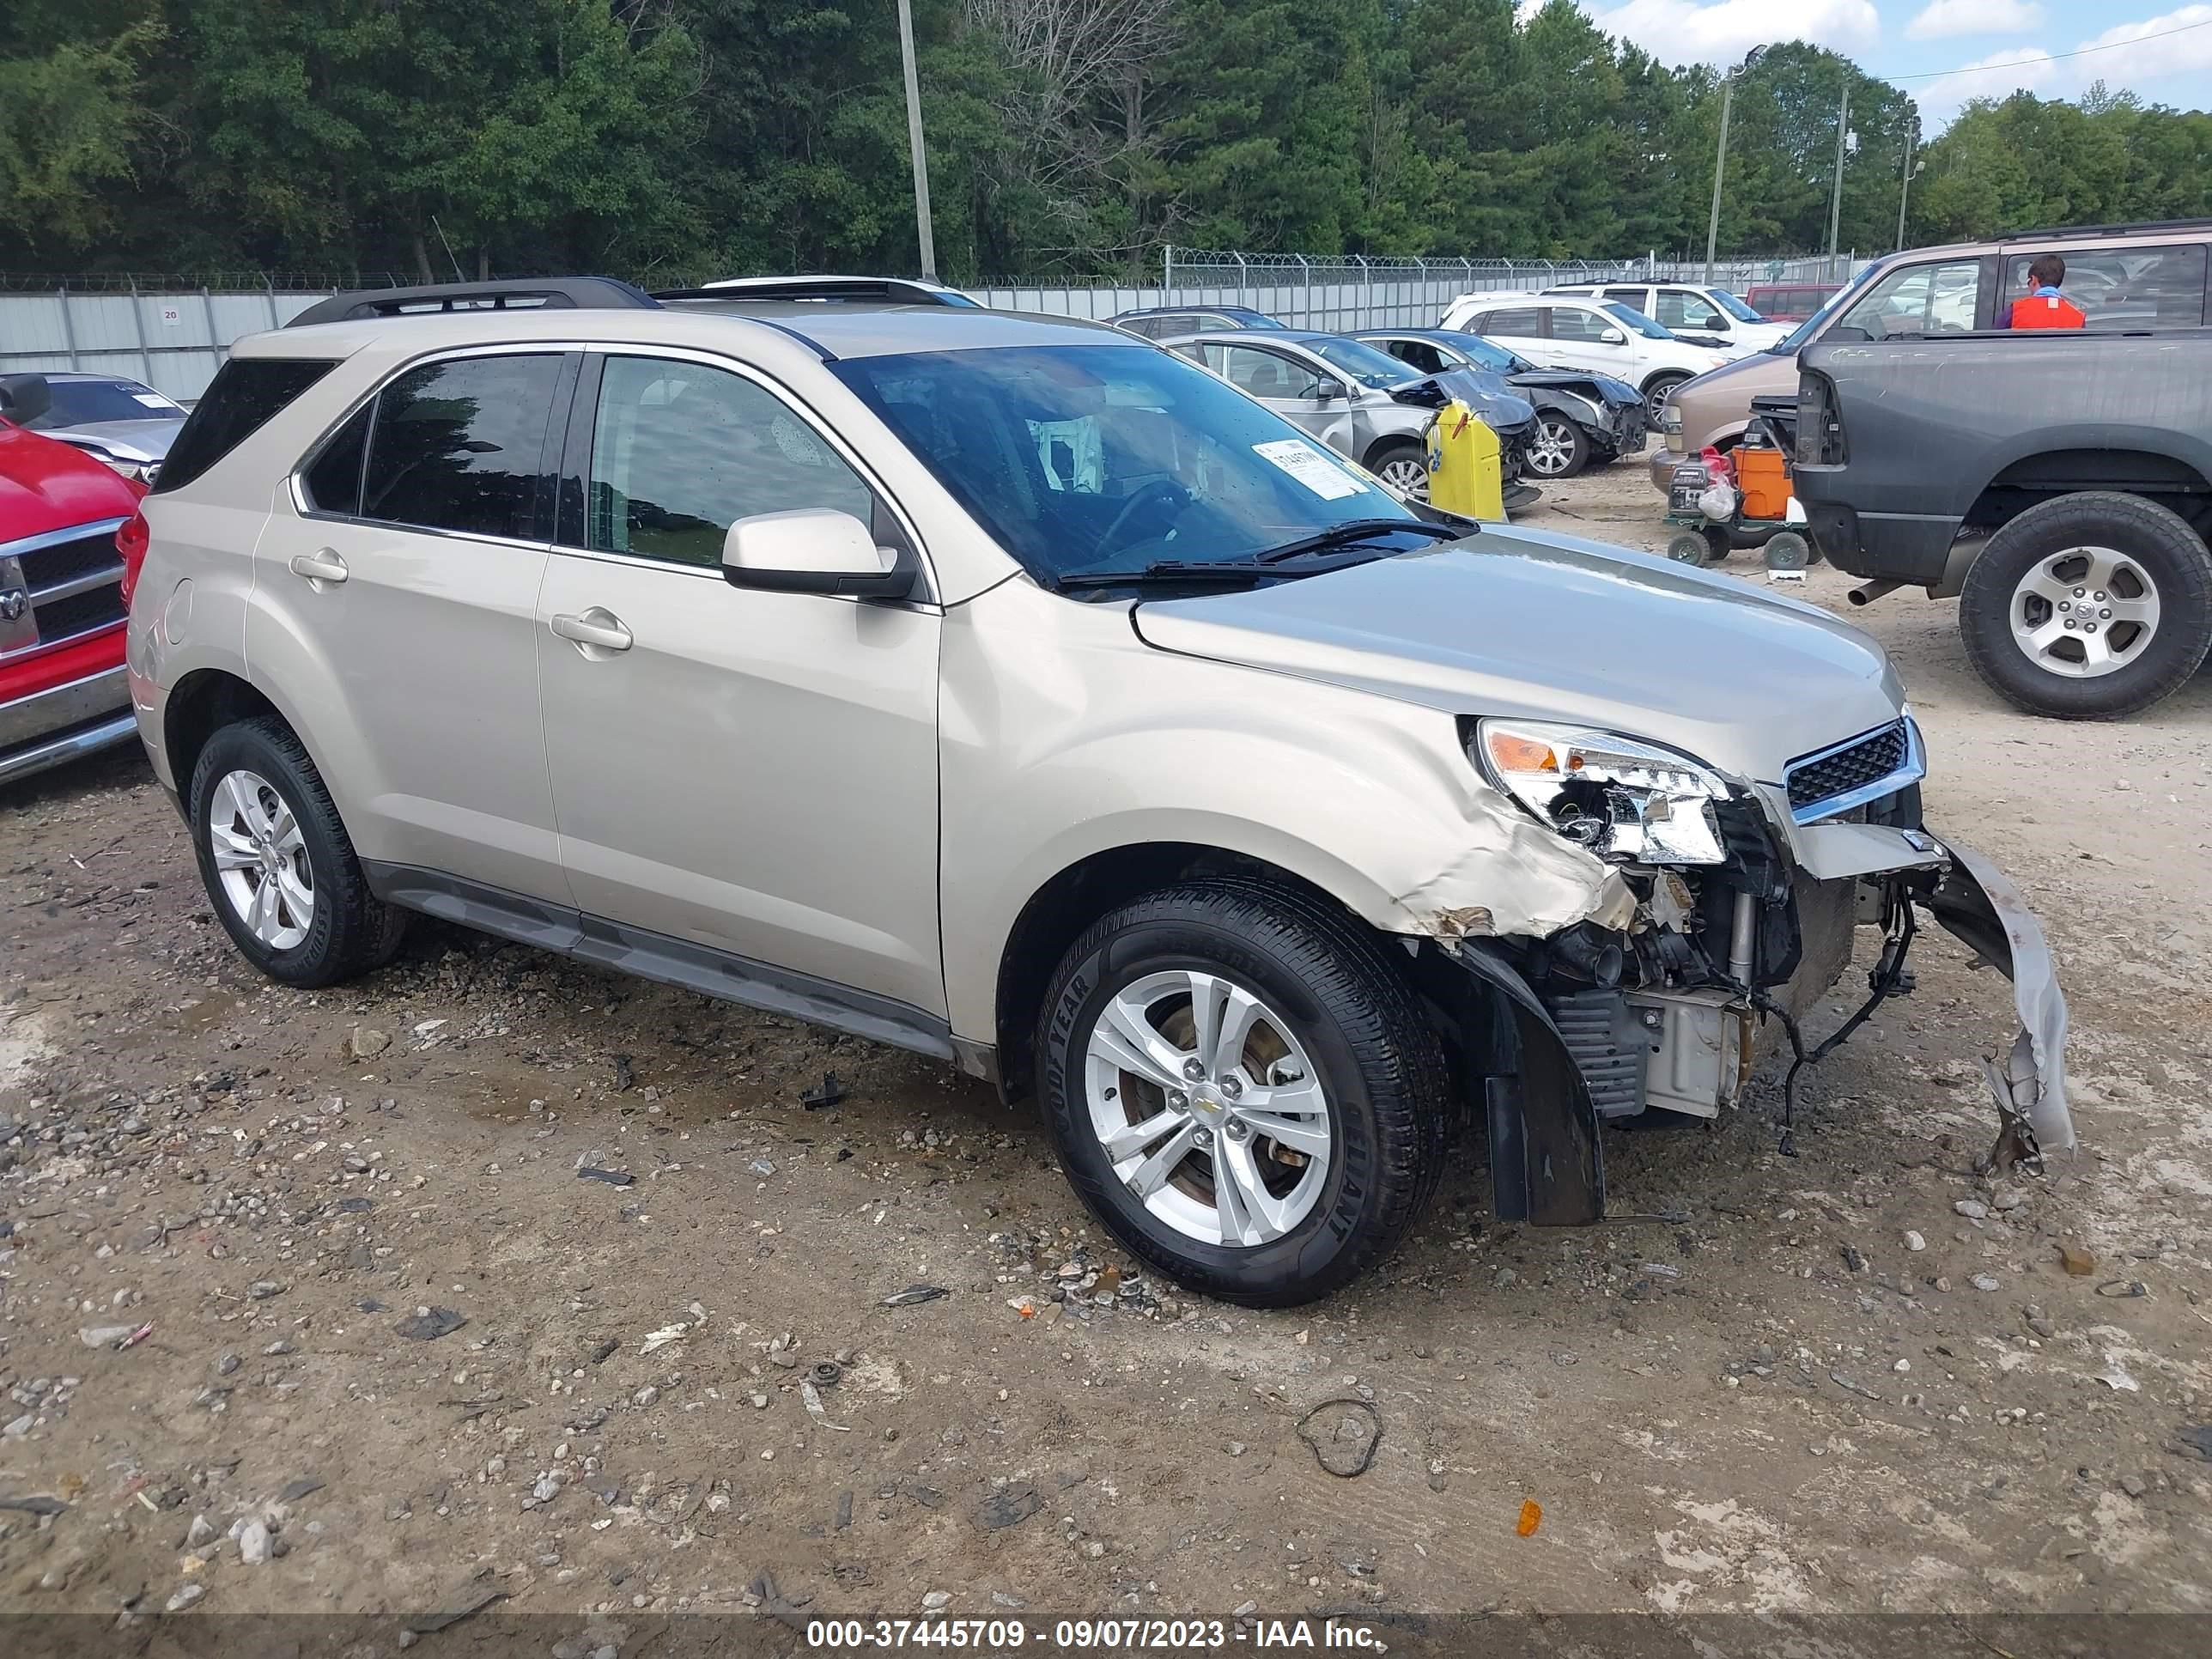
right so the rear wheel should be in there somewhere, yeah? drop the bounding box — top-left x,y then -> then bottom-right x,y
1368,440 -> 1429,503
190,718 -> 406,987
1036,881 -> 1446,1307
1959,491 -> 2212,719
1526,415 -> 1589,480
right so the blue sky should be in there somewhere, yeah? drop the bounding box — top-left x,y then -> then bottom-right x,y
1560,2 -> 2212,126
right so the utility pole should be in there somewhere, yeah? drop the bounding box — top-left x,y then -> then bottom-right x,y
1896,117 -> 1920,250
1704,77 -> 1735,287
1827,83 -> 1850,279
896,0 -> 938,281
1705,46 -> 1767,287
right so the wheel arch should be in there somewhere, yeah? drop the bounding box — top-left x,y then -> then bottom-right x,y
161,668 -> 287,800
992,842 -> 1383,1103
1963,446 -> 2212,537
1360,431 -> 1424,471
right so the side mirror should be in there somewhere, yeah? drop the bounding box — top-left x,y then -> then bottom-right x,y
0,374 -> 52,425
1314,378 -> 1350,403
1600,328 -> 1626,344
1705,316 -> 1730,331
722,507 -> 916,600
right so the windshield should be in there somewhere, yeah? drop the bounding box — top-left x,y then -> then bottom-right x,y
1437,331 -> 1527,372
1708,289 -> 1763,322
1304,336 -> 1417,389
26,378 -> 185,428
833,344 -> 1417,586
1777,264 -> 1881,351
1601,302 -> 1674,339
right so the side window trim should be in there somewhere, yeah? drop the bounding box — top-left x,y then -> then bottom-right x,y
556,345 -> 936,601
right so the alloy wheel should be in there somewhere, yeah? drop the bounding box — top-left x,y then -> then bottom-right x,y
2008,544 -> 2160,679
1527,417 -> 1579,477
207,769 -> 314,950
1375,455 -> 1430,503
1082,969 -> 1333,1248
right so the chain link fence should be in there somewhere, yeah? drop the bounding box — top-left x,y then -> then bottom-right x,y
1,248 -> 1869,398
969,248 -> 1865,327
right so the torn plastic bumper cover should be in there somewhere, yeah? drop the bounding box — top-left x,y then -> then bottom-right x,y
1459,832 -> 2070,1227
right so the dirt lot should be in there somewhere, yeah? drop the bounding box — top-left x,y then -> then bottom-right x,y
2,464 -> 2209,1648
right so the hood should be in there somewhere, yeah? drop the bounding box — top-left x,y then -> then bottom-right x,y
1129,526 -> 1905,787
45,416 -> 183,465
1728,322 -> 1794,349
1389,369 -> 1536,430
0,423 -> 144,541
1507,370 -> 1642,409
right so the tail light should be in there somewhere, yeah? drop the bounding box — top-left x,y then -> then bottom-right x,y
117,507 -> 150,606
1797,372 -> 1844,466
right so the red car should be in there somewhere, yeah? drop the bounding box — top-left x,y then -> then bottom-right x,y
1,374 -> 147,785
1742,283 -> 1843,325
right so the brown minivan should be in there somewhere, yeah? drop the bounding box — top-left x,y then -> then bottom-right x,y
1649,221 -> 2212,493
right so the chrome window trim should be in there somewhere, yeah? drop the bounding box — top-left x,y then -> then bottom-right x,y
1784,717 -> 1926,826
284,339 -> 941,605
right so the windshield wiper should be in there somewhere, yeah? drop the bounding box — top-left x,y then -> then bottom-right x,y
1056,561 -> 1291,589
1054,519 -> 1462,591
1251,517 -> 1462,564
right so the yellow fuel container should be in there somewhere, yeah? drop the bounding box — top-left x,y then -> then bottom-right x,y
1421,402 -> 1504,520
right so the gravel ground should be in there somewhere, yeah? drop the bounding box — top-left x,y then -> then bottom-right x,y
2,463 -> 2209,1644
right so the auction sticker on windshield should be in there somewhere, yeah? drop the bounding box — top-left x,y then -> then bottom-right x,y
1253,439 -> 1366,501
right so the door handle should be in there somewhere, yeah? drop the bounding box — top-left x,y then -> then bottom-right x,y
550,608 -> 633,653
289,550 -> 348,585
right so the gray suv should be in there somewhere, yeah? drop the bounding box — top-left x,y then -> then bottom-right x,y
125,278 -> 2070,1306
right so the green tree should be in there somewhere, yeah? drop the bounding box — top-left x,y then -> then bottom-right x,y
0,18 -> 161,256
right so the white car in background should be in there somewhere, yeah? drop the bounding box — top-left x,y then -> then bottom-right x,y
1543,281 -> 1793,354
1439,292 -> 1735,424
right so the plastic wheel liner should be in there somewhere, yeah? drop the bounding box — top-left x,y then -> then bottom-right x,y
1447,831 -> 2070,1227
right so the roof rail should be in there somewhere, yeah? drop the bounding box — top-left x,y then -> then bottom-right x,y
285,277 -> 659,330
664,276 -> 971,306
2005,217 -> 2212,242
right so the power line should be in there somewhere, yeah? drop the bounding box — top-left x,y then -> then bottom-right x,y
1881,15 -> 2212,83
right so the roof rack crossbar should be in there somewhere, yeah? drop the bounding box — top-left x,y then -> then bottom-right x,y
285,277 -> 660,330
660,277 -> 963,305
2005,217 -> 2212,242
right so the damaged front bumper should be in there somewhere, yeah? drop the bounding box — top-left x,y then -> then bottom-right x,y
1457,825 -> 2070,1227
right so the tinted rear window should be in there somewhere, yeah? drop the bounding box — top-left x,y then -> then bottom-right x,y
151,358 -> 337,493
360,354 -> 562,540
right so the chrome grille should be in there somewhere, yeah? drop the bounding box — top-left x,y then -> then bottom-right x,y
1784,720 -> 1921,823
1,518 -> 129,659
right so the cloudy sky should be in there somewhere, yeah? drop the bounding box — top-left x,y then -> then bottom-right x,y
1569,1 -> 2212,125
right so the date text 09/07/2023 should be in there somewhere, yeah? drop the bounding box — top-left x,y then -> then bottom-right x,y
805,1618 -> 1387,1650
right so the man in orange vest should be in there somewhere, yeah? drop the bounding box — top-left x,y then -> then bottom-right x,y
1999,254 -> 2087,330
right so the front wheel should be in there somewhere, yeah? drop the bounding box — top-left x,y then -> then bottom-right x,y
1367,440 -> 1429,504
1036,881 -> 1447,1307
1642,374 -> 1689,428
1958,491 -> 2212,719
1526,415 -> 1590,480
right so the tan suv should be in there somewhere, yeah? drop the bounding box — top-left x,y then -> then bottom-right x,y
125,278 -> 2070,1305
1650,222 -> 2212,491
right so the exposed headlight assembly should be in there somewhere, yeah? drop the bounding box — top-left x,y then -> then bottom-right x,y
1475,720 -> 1730,866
